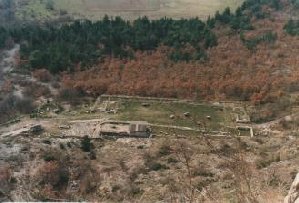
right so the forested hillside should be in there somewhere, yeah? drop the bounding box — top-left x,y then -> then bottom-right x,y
1,0 -> 284,72
0,0 -> 298,105
0,2 -> 299,201
13,17 -> 217,73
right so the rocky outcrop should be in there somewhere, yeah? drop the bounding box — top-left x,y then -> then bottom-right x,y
285,173 -> 299,203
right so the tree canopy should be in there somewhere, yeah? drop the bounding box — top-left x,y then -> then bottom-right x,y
4,16 -> 217,73
0,0 -> 296,74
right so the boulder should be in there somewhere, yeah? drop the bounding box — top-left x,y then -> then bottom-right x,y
53,108 -> 61,114
29,124 -> 44,134
285,173 -> 299,203
169,114 -> 175,119
59,125 -> 71,130
184,112 -> 190,117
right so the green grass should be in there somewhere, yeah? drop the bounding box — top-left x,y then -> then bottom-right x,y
113,100 -> 232,131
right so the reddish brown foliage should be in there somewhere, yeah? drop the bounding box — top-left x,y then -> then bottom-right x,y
1,80 -> 13,93
61,17 -> 299,103
0,165 -> 11,184
32,69 -> 52,82
21,81 -> 51,98
37,161 -> 61,186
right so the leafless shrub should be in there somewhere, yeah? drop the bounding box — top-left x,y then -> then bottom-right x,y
23,83 -> 51,98
32,160 -> 69,201
79,170 -> 99,195
51,81 -> 60,89
211,143 -> 236,156
217,139 -> 260,203
256,154 -> 281,169
129,165 -> 147,182
126,184 -> 143,198
57,88 -> 85,105
173,140 -> 197,202
36,161 -> 69,188
0,164 -> 12,194
250,97 -> 291,123
157,141 -> 173,157
229,155 -> 258,202
0,94 -> 35,123
14,96 -> 35,114
192,162 -> 214,178
108,181 -> 143,202
0,94 -> 15,121
32,69 -> 52,82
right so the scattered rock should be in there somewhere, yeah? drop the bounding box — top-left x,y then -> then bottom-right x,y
29,124 -> 43,134
212,102 -> 220,106
206,116 -> 211,120
68,180 -> 80,193
53,109 -> 61,114
107,109 -> 117,114
285,116 -> 293,122
169,114 -> 175,119
21,146 -> 29,152
137,145 -> 145,149
184,112 -> 190,117
59,125 -> 71,130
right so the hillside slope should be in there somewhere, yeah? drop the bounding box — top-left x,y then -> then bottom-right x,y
1,0 -> 298,123
13,0 -> 243,21
62,1 -> 299,103
1,1 -> 299,202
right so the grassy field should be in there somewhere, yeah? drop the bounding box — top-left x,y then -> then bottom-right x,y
15,0 -> 244,21
112,100 -> 233,131
47,98 -> 237,136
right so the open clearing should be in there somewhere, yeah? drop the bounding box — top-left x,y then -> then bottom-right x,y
15,0 -> 244,20
0,96 -> 251,139
114,100 -> 229,130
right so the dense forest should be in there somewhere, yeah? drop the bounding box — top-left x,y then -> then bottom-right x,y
0,0 -> 296,74
3,17 -> 218,73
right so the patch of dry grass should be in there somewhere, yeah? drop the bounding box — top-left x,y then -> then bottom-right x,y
16,0 -> 244,20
